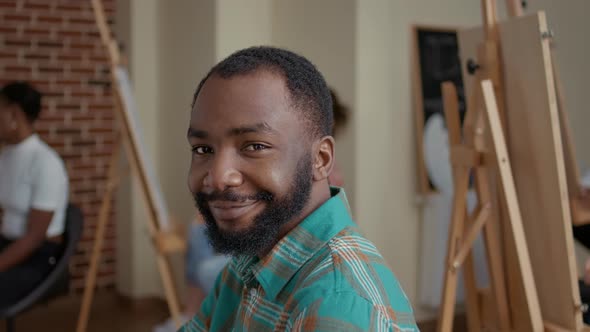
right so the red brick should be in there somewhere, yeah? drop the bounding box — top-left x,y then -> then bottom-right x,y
71,114 -> 96,121
86,31 -> 100,38
56,79 -> 83,86
89,55 -> 108,62
71,90 -> 96,98
72,139 -> 96,147
23,52 -> 51,60
4,38 -> 31,47
5,66 -> 31,74
23,2 -> 51,10
69,41 -> 95,50
70,66 -> 95,74
38,65 -> 63,73
36,40 -> 63,48
56,103 -> 80,111
0,26 -> 18,34
57,54 -> 84,63
3,14 -> 30,22
23,28 -> 52,36
0,51 -> 18,58
0,1 -> 16,8
56,4 -> 83,11
57,29 -> 82,38
68,17 -> 94,25
37,15 -> 63,23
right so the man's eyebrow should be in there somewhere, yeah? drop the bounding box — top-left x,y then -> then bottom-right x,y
227,122 -> 277,136
187,127 -> 208,138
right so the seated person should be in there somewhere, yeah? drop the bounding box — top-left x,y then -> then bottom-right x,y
154,219 -> 230,332
0,82 -> 69,309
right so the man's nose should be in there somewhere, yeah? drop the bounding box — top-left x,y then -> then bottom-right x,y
202,151 -> 243,192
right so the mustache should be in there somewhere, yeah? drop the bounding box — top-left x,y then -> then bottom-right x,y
195,190 -> 273,203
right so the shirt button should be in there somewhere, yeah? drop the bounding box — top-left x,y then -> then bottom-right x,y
249,288 -> 257,296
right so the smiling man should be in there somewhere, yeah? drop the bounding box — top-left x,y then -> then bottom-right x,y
182,46 -> 417,331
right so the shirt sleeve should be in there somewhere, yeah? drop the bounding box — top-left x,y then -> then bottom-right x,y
30,152 -> 68,211
288,292 -> 419,332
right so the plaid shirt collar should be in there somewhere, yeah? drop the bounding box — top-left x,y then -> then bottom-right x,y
231,187 -> 354,299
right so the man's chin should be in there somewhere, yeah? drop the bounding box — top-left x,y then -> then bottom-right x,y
215,221 -> 254,236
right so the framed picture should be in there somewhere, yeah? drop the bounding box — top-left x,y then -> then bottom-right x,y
412,25 -> 466,195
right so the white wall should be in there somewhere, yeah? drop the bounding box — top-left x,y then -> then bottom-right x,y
215,0 -> 273,61
157,0 -> 217,296
271,0 -> 357,213
116,0 -> 163,297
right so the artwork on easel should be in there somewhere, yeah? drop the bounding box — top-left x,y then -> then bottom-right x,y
412,26 -> 466,195
114,67 -> 170,231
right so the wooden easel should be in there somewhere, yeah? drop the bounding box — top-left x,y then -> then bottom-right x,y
436,27 -> 541,332
76,1 -> 186,331
438,0 -> 587,331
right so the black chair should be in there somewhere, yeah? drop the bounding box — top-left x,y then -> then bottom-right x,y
0,204 -> 84,332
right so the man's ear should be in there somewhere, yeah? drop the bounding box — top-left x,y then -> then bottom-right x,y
312,136 -> 335,181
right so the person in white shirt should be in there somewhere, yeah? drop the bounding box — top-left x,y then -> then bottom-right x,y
0,82 -> 68,309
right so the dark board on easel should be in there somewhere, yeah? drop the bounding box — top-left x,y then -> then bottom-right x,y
412,25 -> 466,194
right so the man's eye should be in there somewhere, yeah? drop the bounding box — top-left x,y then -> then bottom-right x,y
244,144 -> 269,151
192,146 -> 213,155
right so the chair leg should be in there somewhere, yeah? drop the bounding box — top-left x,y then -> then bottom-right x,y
6,317 -> 15,332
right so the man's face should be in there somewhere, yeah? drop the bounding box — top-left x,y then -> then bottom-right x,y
187,71 -> 314,256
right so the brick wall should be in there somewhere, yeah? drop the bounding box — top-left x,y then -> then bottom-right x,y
0,0 -> 117,292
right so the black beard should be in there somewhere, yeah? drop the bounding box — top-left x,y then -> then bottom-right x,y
194,154 -> 313,257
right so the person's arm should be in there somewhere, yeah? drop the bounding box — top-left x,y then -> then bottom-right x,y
0,209 -> 53,272
288,292 -> 418,332
0,151 -> 67,272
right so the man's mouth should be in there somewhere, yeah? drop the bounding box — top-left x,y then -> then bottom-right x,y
208,200 -> 260,222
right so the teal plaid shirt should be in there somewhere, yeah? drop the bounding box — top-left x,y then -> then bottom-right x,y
180,188 -> 418,331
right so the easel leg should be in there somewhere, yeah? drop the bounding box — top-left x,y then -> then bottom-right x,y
440,81 -> 481,332
118,113 -> 183,328
484,217 -> 511,330
463,243 -> 482,331
481,80 -> 544,331
156,254 -> 183,328
76,145 -> 121,332
476,167 -> 511,331
437,168 -> 471,332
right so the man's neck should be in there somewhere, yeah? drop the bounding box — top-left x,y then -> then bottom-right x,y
256,183 -> 332,258
10,128 -> 34,145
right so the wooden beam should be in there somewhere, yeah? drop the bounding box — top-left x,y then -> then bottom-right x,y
452,204 -> 491,268
505,0 -> 524,17
481,79 -> 544,331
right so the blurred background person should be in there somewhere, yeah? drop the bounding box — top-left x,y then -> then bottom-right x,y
0,82 -> 69,310
327,88 -> 349,188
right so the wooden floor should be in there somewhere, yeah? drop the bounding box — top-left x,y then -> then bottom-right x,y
0,289 -> 464,331
0,290 -> 169,332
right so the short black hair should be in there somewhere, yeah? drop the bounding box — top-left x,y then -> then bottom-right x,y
192,46 -> 333,138
0,81 -> 42,123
